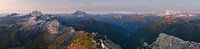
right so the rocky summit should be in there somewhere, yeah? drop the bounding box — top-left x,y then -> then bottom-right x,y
139,33 -> 200,49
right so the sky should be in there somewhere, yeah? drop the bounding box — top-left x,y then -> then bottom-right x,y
0,0 -> 200,13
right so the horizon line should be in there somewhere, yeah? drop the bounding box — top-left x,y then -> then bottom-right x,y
1,10 -> 200,14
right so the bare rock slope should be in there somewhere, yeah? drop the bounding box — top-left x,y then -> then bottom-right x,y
139,33 -> 200,49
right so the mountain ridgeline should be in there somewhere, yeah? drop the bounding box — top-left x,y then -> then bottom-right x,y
0,11 -> 200,49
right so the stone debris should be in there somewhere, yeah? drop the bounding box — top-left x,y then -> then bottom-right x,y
139,33 -> 200,49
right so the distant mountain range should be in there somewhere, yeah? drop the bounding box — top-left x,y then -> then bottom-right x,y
0,10 -> 200,49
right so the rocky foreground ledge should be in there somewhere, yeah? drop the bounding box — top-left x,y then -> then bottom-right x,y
139,33 -> 200,49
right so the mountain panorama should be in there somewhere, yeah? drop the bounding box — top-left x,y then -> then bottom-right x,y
0,10 -> 200,49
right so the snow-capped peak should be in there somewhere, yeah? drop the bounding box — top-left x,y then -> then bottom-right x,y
157,10 -> 181,16
156,10 -> 197,17
72,10 -> 87,15
30,11 -> 42,16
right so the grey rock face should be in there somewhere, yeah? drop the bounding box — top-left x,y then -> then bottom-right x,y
140,33 -> 200,49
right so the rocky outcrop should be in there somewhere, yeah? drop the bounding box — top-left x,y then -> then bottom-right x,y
68,32 -> 122,49
139,33 -> 200,49
47,19 -> 59,34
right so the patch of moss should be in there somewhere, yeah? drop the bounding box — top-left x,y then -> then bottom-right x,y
68,33 -> 101,49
